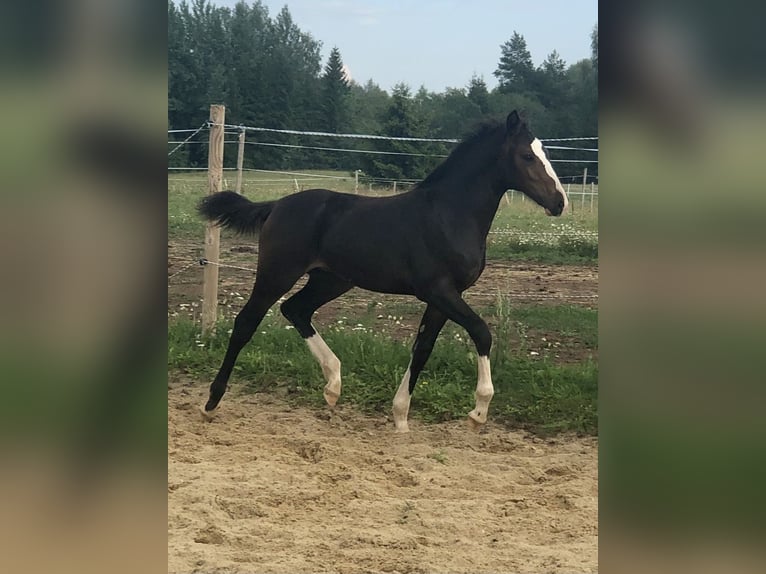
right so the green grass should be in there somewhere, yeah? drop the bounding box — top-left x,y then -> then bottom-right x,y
168,171 -> 598,265
168,300 -> 597,435
498,303 -> 598,348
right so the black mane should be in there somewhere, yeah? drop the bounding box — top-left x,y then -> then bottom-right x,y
416,120 -> 506,190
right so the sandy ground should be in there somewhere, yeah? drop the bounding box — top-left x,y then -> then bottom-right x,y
168,376 -> 598,573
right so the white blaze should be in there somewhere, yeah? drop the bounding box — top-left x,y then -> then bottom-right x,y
531,138 -> 569,210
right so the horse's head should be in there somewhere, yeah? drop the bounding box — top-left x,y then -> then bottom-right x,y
501,111 -> 569,216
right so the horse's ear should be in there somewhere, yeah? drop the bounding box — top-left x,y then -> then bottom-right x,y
506,110 -> 522,135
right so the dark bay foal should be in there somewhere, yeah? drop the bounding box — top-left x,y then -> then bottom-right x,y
197,111 -> 568,432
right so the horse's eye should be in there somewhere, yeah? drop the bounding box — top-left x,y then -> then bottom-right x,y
523,153 -> 535,162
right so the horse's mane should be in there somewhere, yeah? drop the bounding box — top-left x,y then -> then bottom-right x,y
415,119 -> 506,190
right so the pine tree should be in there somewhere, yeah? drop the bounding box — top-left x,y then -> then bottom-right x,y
467,74 -> 490,115
367,83 -> 427,181
321,46 -> 351,133
494,32 -> 535,94
537,50 -> 568,109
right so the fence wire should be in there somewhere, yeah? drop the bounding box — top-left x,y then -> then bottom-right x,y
167,122 -> 208,157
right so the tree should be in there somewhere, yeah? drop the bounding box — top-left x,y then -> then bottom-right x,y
366,83 -> 430,181
318,46 -> 351,168
537,50 -> 570,111
467,74 -> 490,115
321,46 -> 351,133
429,87 -> 482,139
591,24 -> 598,69
168,4 -> 597,176
557,58 -> 598,180
494,32 -> 535,94
348,79 -> 390,135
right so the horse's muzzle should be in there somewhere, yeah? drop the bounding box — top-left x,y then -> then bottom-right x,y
545,196 -> 566,216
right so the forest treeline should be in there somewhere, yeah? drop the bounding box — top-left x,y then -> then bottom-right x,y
169,0 -> 597,181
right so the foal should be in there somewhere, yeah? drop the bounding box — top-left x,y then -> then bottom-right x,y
197,111 -> 568,431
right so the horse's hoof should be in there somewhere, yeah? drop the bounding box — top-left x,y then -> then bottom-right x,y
466,413 -> 484,432
394,421 -> 410,433
323,387 -> 340,408
199,404 -> 218,422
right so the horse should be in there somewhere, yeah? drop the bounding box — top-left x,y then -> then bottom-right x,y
197,111 -> 568,432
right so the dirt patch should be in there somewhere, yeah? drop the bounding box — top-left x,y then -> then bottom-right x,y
168,375 -> 598,573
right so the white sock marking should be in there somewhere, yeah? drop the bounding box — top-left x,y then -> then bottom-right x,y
392,361 -> 412,432
306,333 -> 341,404
531,138 -> 569,210
468,355 -> 494,424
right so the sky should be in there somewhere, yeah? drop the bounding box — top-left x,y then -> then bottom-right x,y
208,0 -> 597,93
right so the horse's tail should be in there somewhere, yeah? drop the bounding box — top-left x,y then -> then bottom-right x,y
198,190 -> 276,235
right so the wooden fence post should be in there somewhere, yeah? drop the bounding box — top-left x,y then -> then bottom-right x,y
202,104 -> 225,333
235,127 -> 245,194
581,168 -> 588,212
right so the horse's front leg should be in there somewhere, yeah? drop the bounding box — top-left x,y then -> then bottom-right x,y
426,286 -> 495,430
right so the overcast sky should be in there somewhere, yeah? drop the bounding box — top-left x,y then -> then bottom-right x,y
207,0 -> 597,93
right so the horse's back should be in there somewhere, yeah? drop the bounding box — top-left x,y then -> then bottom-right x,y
259,187 -> 419,292
256,188 -> 381,272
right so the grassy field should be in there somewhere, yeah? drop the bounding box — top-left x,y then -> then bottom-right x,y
168,298 -> 597,435
168,170 -> 598,264
168,169 -> 598,435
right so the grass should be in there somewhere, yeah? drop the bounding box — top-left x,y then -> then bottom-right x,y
168,298 -> 597,435
168,171 -> 598,265
427,450 -> 449,464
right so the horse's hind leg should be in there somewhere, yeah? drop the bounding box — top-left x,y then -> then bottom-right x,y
200,272 -> 301,421
392,304 -> 447,432
280,270 -> 352,407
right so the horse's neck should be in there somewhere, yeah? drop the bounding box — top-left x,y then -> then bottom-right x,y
426,172 -> 505,239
